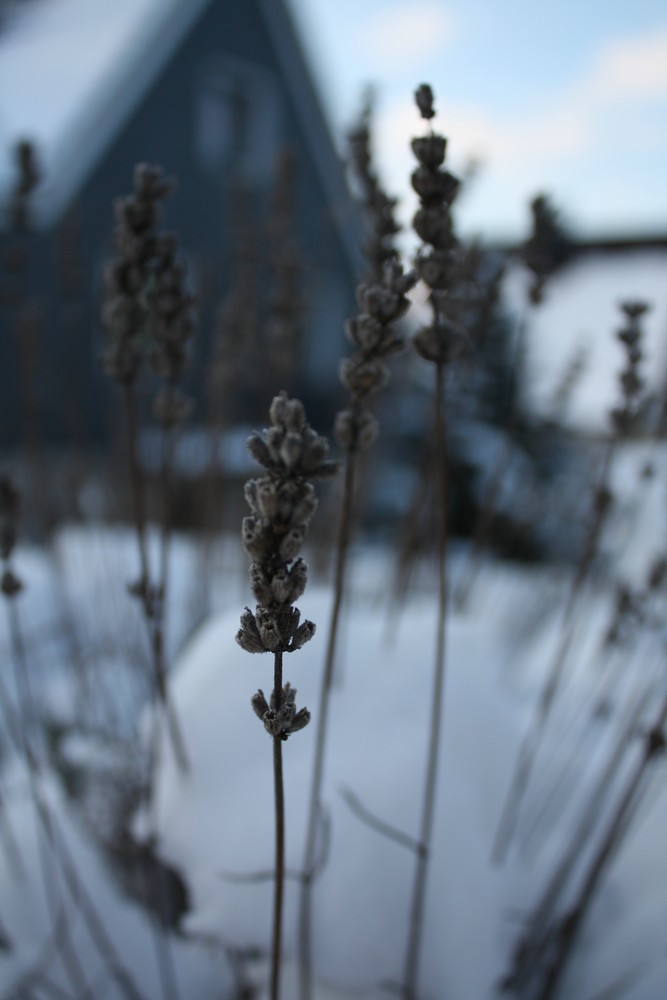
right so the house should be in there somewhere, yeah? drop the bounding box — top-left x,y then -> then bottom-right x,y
501,235 -> 667,433
0,0 -> 362,450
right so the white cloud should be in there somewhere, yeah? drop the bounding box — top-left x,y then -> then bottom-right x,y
357,2 -> 457,69
375,23 -> 667,199
584,27 -> 667,103
375,93 -> 593,197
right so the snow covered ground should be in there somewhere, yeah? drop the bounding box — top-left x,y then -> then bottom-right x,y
0,446 -> 665,1000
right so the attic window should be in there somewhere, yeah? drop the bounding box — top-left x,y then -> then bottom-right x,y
195,56 -> 281,185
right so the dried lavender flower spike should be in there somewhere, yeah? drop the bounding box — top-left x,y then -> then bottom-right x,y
238,394 -> 336,1000
237,391 -> 336,665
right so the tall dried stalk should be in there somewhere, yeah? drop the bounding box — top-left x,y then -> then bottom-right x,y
265,149 -> 305,396
503,551 -> 666,997
237,393 -> 338,1000
270,650 -> 286,1000
3,142 -> 47,511
493,301 -> 650,863
402,84 -> 465,1000
198,184 -> 263,613
0,476 -> 147,1000
403,358 -> 448,1000
298,101 -> 414,998
518,566 -> 664,858
534,684 -> 667,1000
102,164 -> 196,774
297,439 -> 357,1000
455,195 -> 570,610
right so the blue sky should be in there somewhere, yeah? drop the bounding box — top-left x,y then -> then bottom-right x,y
0,0 -> 665,241
287,0 -> 667,239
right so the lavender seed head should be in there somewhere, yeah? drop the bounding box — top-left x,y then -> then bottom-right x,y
238,394 -> 338,733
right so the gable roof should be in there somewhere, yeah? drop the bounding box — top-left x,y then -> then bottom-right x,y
0,0 -> 358,265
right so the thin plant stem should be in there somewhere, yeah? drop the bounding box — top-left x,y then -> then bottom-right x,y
535,686 -> 667,1000
123,382 -> 189,773
0,783 -> 25,878
388,440 -> 432,631
123,383 -> 150,592
298,444 -> 358,1000
0,599 -> 146,1000
340,786 -> 421,854
120,387 -> 186,999
271,651 -> 285,1000
239,395 -> 334,1000
493,441 -> 615,863
156,414 -> 189,772
5,600 -> 91,1000
403,359 -> 448,1000
504,671 -> 659,994
141,490 -> 184,1000
455,306 -> 530,610
519,631 -> 647,859
158,417 -> 176,611
198,422 -> 228,619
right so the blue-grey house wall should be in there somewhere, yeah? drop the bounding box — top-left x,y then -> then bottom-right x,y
0,0 -> 361,449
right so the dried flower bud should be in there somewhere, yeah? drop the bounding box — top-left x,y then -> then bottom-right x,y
412,212 -> 441,250
622,301 -> 649,321
347,314 -> 382,352
1,568 -> 23,598
241,516 -> 270,560
251,689 -> 270,720
289,707 -> 311,733
269,393 -> 289,428
415,84 -> 435,120
340,357 -> 390,398
236,607 -> 267,653
288,619 -> 316,652
247,433 -> 273,470
411,135 -> 446,169
284,398 -> 306,431
411,165 -> 458,204
250,564 -> 274,606
279,525 -> 306,562
271,559 -> 308,605
302,437 -> 330,471
279,432 -> 303,470
257,683 -> 311,739
238,395 -> 334,672
255,608 -> 283,651
334,409 -> 379,451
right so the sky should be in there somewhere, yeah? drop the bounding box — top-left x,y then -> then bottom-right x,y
287,0 -> 667,240
0,0 -> 665,241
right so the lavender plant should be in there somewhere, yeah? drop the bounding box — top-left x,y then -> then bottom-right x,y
2,142 -> 45,502
502,549 -> 667,1000
493,300 -> 651,864
403,83 -> 461,1000
0,476 -> 147,1000
297,102 -> 415,999
455,193 -> 570,609
237,392 -> 337,1000
265,149 -> 305,394
102,163 -> 195,772
346,96 -> 402,283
